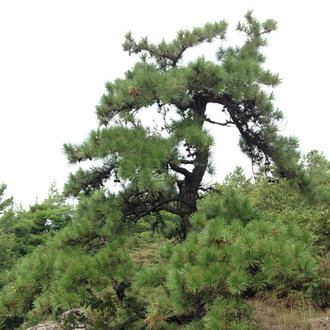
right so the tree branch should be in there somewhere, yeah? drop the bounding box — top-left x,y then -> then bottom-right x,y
169,162 -> 193,178
122,196 -> 183,222
179,159 -> 195,164
204,117 -> 233,126
199,186 -> 223,196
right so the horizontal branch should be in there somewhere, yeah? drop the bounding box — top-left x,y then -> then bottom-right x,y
122,196 -> 183,222
199,186 -> 223,196
179,159 -> 195,164
205,117 -> 233,126
85,236 -> 108,252
169,162 -> 193,178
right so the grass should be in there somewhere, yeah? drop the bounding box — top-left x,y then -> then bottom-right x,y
252,297 -> 329,329
130,233 -> 168,266
131,242 -> 161,265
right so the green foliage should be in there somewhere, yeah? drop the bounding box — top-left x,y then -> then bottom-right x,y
0,164 -> 326,328
303,253 -> 330,308
0,184 -> 15,278
63,11 -> 304,238
248,151 -> 329,251
0,184 -> 13,214
128,196 -> 319,328
304,277 -> 330,308
203,297 -> 253,329
0,191 -> 140,329
302,150 -> 330,204
0,231 -> 15,277
0,183 -> 73,287
0,12 -> 328,329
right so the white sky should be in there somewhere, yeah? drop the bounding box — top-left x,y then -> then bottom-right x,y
0,0 -> 329,207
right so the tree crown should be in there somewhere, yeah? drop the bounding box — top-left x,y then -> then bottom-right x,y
63,12 -> 302,235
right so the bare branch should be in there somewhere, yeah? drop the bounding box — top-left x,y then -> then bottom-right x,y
169,162 -> 193,178
123,196 -> 183,222
179,159 -> 195,164
199,186 -> 223,196
205,117 -> 233,126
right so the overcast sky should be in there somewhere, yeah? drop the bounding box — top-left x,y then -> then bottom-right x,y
0,0 -> 329,207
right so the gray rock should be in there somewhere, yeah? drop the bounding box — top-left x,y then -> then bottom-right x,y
26,309 -> 87,330
26,321 -> 61,330
306,317 -> 330,329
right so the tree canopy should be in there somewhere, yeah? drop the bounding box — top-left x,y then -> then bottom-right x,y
0,184 -> 13,216
0,183 -> 73,286
63,12 -> 303,237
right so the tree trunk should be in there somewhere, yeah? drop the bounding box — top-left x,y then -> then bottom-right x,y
178,146 -> 209,238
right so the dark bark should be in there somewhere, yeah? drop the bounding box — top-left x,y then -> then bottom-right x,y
112,280 -> 129,301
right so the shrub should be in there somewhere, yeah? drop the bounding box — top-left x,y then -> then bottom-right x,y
132,204 -> 319,328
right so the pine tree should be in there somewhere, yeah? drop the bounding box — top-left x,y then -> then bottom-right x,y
0,184 -> 15,283
63,11 -> 304,237
0,184 -> 12,216
0,191 -> 137,329
0,183 -> 73,277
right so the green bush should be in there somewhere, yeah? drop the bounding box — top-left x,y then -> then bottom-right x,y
0,192 -> 136,329
131,205 -> 319,328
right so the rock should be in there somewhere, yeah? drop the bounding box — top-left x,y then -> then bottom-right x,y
26,309 -> 87,330
26,321 -> 61,330
305,317 -> 330,329
61,308 -> 86,329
